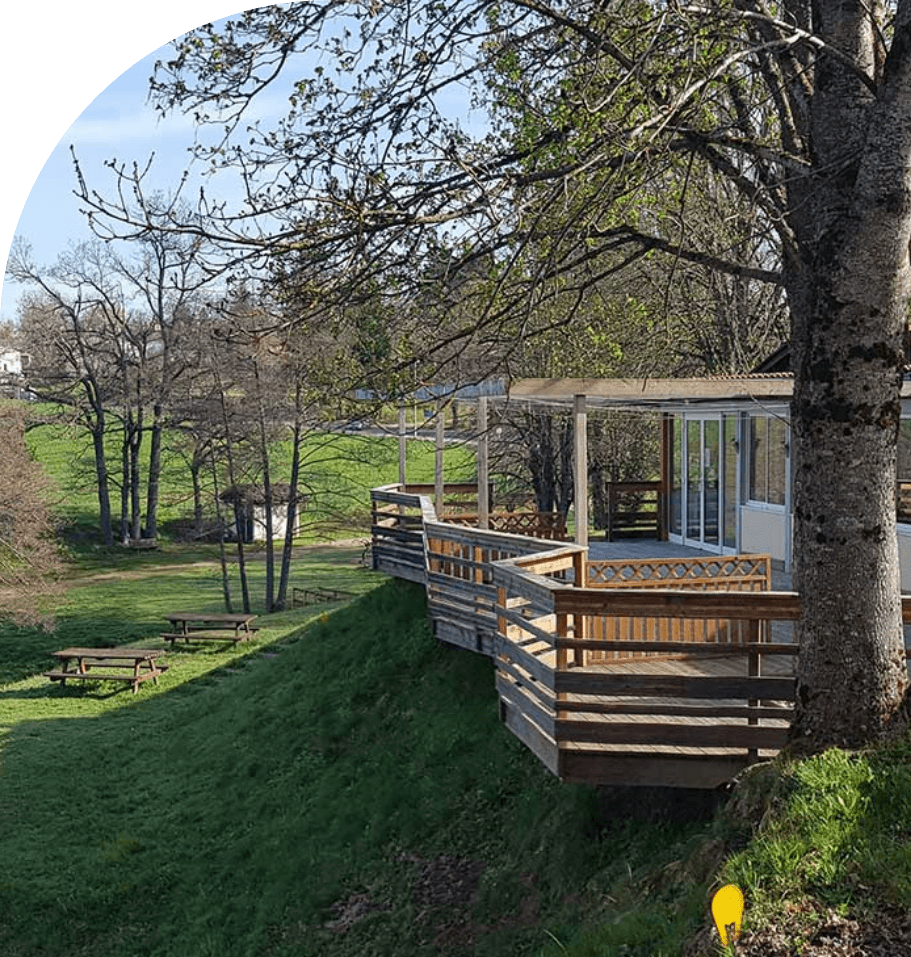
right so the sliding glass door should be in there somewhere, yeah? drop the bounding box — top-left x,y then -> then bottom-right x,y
670,413 -> 739,553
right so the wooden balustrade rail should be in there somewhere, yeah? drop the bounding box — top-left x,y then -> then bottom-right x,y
424,523 -> 581,654
584,555 -> 772,659
369,484 -> 911,789
446,510 -> 567,540
370,485 -> 433,583
604,481 -> 663,541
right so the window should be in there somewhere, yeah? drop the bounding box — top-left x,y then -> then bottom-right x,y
749,414 -> 787,506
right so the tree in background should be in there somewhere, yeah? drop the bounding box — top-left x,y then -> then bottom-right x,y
0,405 -> 62,625
8,230 -> 208,546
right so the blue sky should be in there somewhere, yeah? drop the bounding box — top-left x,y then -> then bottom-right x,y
0,43 -> 193,319
0,32 -> 286,319
1,1 -> 488,325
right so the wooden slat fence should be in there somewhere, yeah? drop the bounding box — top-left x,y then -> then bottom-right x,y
604,481 -> 663,540
370,485 -> 436,583
898,481 -> 911,524
491,571 -> 801,788
425,522 -> 583,654
396,482 -> 494,517
369,483 -> 911,789
583,554 -> 771,661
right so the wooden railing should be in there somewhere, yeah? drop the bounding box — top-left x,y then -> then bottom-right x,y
397,482 -> 494,517
604,481 -> 663,541
370,484 -> 568,585
425,524 -> 582,654
370,482 -> 911,787
898,481 -> 911,524
370,484 -> 436,583
491,562 -> 800,787
584,554 -> 771,660
446,510 -> 567,541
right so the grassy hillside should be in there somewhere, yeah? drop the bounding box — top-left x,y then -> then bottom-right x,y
11,407 -> 911,955
25,412 -> 476,540
4,543 -> 911,954
0,570 -> 716,957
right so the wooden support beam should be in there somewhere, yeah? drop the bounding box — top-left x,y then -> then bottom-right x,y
574,393 -> 588,547
435,400 -> 444,518
398,404 -> 407,486
478,395 -> 489,529
660,413 -> 672,541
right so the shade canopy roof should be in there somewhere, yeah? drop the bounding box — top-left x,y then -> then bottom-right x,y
507,375 -> 911,412
506,376 -> 796,411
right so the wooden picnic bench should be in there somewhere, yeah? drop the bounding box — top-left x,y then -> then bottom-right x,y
292,586 -> 353,607
162,612 -> 259,648
43,647 -> 167,694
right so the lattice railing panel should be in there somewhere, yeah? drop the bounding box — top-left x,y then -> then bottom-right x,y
587,555 -> 770,589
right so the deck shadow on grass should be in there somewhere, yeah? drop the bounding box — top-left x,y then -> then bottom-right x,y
596,784 -> 729,829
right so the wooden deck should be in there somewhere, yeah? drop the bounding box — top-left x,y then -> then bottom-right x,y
369,485 -> 900,789
498,644 -> 796,788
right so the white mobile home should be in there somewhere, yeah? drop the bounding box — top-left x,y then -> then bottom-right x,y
509,376 -> 911,586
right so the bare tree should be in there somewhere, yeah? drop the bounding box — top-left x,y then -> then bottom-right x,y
10,256 -> 122,546
0,405 -> 62,625
8,229 -> 209,546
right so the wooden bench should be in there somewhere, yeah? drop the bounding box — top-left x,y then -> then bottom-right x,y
163,612 -> 260,647
160,629 -> 259,648
44,648 -> 167,694
292,586 -> 353,607
123,538 -> 158,550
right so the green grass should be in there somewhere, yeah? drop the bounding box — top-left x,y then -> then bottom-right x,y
0,550 -> 713,957
15,405 -> 911,954
719,742 -> 911,938
0,544 -> 377,685
8,541 -> 911,955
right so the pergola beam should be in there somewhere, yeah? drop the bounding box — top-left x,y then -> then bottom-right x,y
477,395 -> 489,529
574,394 -> 588,548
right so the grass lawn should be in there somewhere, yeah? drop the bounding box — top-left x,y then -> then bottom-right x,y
0,548 -> 712,957
11,409 -> 911,955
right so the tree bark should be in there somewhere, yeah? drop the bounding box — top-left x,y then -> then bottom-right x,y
145,403 -> 164,540
276,383 -> 304,612
788,5 -> 911,748
252,357 -> 275,613
84,377 -> 113,547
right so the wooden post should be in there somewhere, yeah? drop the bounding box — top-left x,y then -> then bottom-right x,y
573,394 -> 588,547
477,395 -> 489,529
398,403 -> 407,487
435,399 -> 445,518
572,548 -> 586,666
748,617 -> 761,763
659,414 -> 672,541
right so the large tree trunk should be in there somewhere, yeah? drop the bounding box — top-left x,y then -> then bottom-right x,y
129,409 -> 143,541
91,416 -> 113,547
84,378 -> 113,547
276,380 -> 304,612
788,6 -> 911,748
145,403 -> 164,540
253,360 -> 275,613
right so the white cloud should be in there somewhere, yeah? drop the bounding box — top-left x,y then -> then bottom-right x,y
67,110 -> 199,148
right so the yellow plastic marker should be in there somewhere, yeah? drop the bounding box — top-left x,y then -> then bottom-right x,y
711,883 -> 744,947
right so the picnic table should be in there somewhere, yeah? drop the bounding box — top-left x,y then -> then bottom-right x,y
292,585 -> 353,607
43,647 -> 167,694
162,612 -> 259,647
